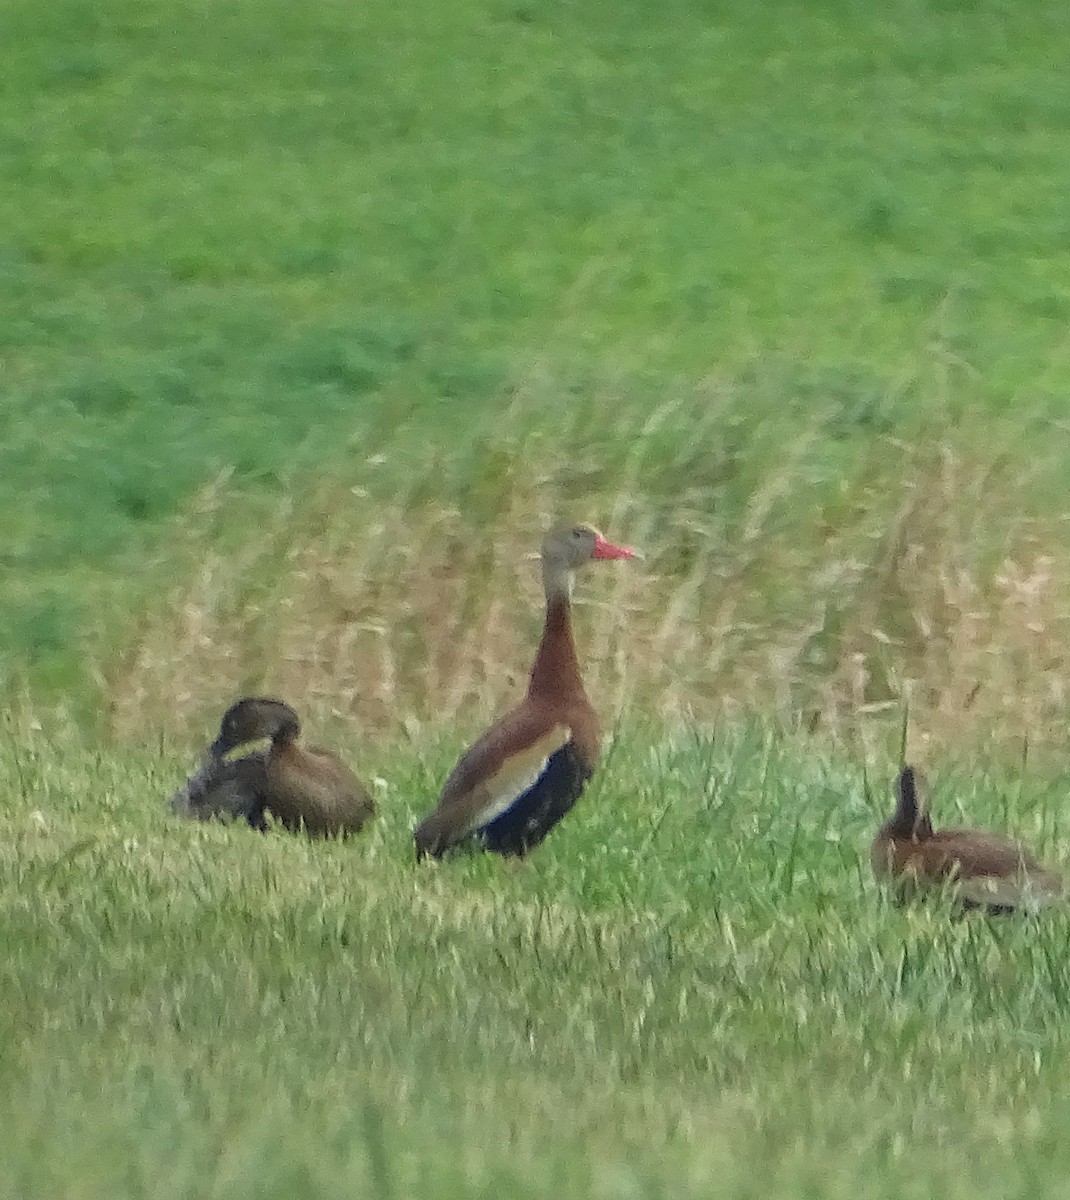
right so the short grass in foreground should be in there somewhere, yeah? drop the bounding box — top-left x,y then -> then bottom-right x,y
3,723 -> 1070,1198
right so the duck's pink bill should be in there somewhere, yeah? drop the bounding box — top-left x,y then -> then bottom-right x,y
592,534 -> 637,560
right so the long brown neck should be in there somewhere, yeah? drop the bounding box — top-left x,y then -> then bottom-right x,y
528,590 -> 586,702
886,766 -> 932,839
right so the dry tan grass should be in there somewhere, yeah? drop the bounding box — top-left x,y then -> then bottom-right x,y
97,388 -> 1070,756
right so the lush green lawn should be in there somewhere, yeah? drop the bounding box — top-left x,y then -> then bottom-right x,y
2,725 -> 1069,1197
4,0 -> 1070,706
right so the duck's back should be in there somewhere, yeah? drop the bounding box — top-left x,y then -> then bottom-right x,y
919,829 -> 1040,878
263,743 -> 376,837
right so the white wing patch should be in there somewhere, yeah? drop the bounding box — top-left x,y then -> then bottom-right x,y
458,724 -> 571,839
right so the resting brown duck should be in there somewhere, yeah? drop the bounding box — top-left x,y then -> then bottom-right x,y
171,697 -> 376,837
871,765 -> 1063,914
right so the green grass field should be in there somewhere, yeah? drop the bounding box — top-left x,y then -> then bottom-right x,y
4,725 -> 1070,1199
4,0 -> 1070,735
5,0 -> 1070,1193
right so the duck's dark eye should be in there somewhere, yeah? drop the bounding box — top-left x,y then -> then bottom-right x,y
571,526 -> 585,539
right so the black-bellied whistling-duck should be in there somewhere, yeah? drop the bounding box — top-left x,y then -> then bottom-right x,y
414,522 -> 637,859
871,765 -> 1063,913
171,697 -> 376,837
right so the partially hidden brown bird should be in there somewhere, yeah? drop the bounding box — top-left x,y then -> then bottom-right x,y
171,697 -> 376,837
414,522 -> 637,860
170,742 -> 268,829
871,764 -> 1063,913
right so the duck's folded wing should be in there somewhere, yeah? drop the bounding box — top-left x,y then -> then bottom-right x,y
480,740 -> 593,856
926,831 -> 1042,878
415,716 -> 570,856
268,745 -> 377,835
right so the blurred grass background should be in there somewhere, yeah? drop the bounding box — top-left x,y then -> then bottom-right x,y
3,0 -> 1070,748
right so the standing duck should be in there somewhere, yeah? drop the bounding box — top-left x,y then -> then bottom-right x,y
414,522 -> 637,859
871,765 -> 1063,913
172,697 -> 376,837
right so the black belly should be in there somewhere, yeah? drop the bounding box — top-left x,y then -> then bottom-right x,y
478,742 -> 593,857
